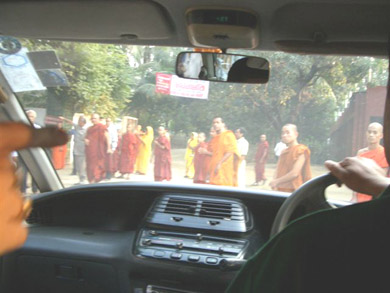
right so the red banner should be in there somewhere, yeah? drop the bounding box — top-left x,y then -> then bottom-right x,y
155,73 -> 209,100
155,73 -> 172,95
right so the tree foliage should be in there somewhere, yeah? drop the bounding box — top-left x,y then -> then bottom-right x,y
19,40 -> 135,118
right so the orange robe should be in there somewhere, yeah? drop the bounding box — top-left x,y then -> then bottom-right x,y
209,130 -> 240,187
356,146 -> 389,202
275,144 -> 312,192
52,143 -> 67,170
85,123 -> 107,183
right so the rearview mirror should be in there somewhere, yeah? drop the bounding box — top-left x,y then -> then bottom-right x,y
176,52 -> 269,84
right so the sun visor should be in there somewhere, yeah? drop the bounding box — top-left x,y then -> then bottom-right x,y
186,8 -> 260,49
0,1 -> 174,41
271,3 -> 390,56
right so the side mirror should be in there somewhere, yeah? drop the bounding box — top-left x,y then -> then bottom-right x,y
176,52 -> 269,84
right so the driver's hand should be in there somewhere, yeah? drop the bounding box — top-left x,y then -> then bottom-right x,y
0,123 -> 68,256
325,157 -> 390,197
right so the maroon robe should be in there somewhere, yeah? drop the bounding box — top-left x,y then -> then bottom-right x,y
134,136 -> 141,161
85,123 -> 108,183
193,142 -> 210,184
154,135 -> 172,181
255,141 -> 269,182
119,132 -> 137,174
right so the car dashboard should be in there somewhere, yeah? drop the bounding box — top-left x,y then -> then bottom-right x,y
1,183 -> 289,293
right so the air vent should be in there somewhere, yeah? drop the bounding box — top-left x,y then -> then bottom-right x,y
26,207 -> 52,225
157,197 -> 198,216
148,195 -> 251,233
200,201 -> 244,221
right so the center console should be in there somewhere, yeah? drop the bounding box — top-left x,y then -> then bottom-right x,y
134,194 -> 254,270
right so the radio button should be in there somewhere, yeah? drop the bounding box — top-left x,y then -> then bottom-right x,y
188,255 -> 200,262
206,257 -> 219,265
170,253 -> 182,260
153,250 -> 165,258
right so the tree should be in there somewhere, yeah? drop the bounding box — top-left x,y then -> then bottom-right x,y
19,40 -> 135,119
16,40 -> 387,163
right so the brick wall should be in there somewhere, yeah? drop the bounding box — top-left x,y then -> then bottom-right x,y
330,86 -> 386,160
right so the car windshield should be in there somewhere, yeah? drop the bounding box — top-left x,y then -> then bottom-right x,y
4,39 -> 388,203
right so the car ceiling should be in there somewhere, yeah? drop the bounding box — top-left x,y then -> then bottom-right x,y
0,0 -> 390,56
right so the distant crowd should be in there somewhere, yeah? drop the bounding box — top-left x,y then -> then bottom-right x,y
20,111 -> 388,203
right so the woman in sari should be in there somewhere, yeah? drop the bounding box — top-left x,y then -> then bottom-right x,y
135,126 -> 154,175
184,132 -> 198,179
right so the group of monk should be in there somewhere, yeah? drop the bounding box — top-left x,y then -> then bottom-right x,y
182,118 -> 239,186
56,113 -> 387,203
57,113 -> 155,184
184,117 -> 250,187
182,119 -> 310,192
86,114 -> 157,183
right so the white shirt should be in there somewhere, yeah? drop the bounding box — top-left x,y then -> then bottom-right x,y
237,137 -> 249,158
274,142 -> 287,157
107,124 -> 118,151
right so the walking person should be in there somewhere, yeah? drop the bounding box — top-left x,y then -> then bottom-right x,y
252,134 -> 269,186
154,126 -> 172,182
60,115 -> 88,184
235,127 -> 249,187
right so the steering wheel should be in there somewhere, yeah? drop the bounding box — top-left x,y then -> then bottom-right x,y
270,173 -> 339,237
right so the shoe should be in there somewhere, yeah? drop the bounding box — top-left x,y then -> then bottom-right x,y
251,182 -> 259,186
261,179 -> 267,185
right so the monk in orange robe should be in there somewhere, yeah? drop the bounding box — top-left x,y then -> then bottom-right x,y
154,126 -> 172,181
119,124 -> 137,179
207,117 -> 240,187
85,113 -> 111,183
0,122 -> 67,255
355,122 -> 389,202
51,122 -> 67,170
270,124 -> 312,192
